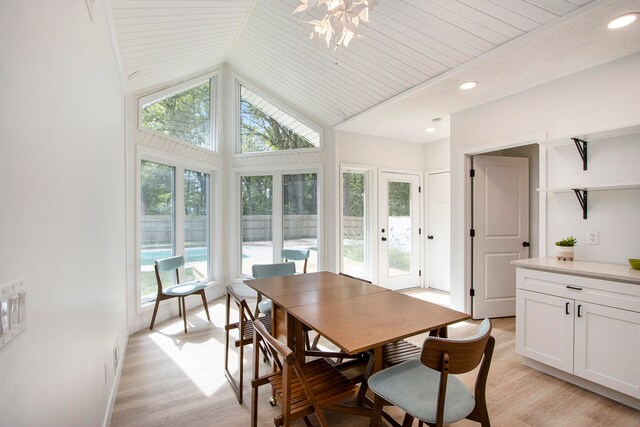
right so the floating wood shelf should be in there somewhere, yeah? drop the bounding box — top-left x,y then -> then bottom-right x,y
537,182 -> 640,219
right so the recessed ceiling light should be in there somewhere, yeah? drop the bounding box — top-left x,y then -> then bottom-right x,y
425,127 -> 436,133
460,81 -> 477,90
608,13 -> 638,29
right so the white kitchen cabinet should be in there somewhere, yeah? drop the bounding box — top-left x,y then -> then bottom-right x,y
513,259 -> 640,407
574,301 -> 640,399
516,289 -> 574,373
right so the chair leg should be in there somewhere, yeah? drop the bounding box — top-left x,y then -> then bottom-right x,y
149,296 -> 161,330
369,395 -> 384,427
402,413 -> 415,427
199,289 -> 211,321
178,297 -> 182,318
181,297 -> 188,333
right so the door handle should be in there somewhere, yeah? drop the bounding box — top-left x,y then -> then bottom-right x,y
577,304 -> 582,317
427,235 -> 434,240
381,237 -> 387,242
565,302 -> 569,315
522,241 -> 530,247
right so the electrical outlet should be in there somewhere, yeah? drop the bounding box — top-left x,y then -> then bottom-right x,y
587,231 -> 599,245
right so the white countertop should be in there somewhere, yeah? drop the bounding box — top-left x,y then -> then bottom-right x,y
512,257 -> 640,284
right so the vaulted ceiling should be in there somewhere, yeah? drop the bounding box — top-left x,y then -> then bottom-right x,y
109,0 -> 640,143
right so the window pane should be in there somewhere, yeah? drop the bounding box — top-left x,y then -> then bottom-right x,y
283,173 -> 318,273
342,172 -> 366,277
142,79 -> 212,149
388,181 -> 411,276
140,161 -> 175,301
184,170 -> 210,282
240,85 -> 319,153
242,176 -> 273,275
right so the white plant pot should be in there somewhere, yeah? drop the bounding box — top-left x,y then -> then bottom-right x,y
556,246 -> 575,261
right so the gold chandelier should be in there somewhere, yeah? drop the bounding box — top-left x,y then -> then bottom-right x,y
294,0 -> 373,50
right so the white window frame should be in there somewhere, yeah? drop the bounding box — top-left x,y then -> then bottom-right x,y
233,76 -> 323,157
138,71 -> 220,152
136,145 -> 219,309
339,163 -> 376,281
232,164 -> 323,279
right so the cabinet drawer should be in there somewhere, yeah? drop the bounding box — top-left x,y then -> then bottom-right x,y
517,268 -> 640,313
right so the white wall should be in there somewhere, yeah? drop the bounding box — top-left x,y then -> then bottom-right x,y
0,2 -> 127,426
450,52 -> 640,312
423,138 -> 450,172
336,131 -> 425,171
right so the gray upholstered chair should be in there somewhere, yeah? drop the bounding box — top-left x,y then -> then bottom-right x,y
149,255 -> 210,333
281,248 -> 311,273
368,319 -> 495,427
252,262 -> 296,316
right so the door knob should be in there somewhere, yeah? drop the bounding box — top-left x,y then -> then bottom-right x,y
381,237 -> 387,242
427,235 -> 434,240
522,241 -> 530,247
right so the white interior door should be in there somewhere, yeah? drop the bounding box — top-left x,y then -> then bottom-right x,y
378,172 -> 421,290
472,155 -> 529,319
427,172 -> 450,292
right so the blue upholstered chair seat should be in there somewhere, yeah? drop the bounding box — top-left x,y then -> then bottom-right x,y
163,281 -> 207,297
257,299 -> 272,315
368,359 -> 476,424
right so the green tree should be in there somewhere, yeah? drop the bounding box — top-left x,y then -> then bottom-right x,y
140,161 -> 173,215
142,80 -> 211,148
240,101 -> 315,152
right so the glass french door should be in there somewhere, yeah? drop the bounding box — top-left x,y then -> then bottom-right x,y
378,172 -> 421,290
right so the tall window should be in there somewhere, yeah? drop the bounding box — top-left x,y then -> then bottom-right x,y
184,170 -> 210,282
240,171 -> 319,276
139,159 -> 212,304
241,176 -> 273,275
341,170 -> 369,278
283,173 -> 318,273
140,161 -> 175,302
141,76 -> 217,150
239,84 -> 320,154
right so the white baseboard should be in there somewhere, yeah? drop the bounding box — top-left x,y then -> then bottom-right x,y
103,334 -> 129,427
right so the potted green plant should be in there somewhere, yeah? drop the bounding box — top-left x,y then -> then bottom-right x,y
555,236 -> 577,261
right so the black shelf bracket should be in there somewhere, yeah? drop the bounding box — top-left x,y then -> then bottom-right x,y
572,189 -> 588,219
572,138 -> 588,171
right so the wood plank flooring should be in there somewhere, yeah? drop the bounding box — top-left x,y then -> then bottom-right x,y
111,292 -> 640,426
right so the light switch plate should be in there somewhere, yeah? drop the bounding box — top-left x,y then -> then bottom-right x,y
0,278 -> 26,350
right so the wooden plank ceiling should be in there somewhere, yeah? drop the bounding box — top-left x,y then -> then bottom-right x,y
111,0 -> 593,123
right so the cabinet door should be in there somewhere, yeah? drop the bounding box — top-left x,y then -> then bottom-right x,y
574,301 -> 640,398
516,290 -> 574,373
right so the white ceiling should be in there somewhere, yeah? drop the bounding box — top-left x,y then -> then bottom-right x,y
108,0 -> 640,143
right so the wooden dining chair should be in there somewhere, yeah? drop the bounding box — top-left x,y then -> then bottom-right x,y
368,319 -> 495,427
281,248 -> 311,273
224,285 -> 272,404
149,255 -> 210,333
250,320 -> 359,427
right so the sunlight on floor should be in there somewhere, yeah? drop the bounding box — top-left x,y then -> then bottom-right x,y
148,305 -> 230,397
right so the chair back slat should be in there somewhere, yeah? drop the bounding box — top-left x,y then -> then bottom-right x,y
420,318 -> 492,374
155,255 -> 185,273
253,319 -> 297,366
252,262 -> 296,279
281,249 -> 310,261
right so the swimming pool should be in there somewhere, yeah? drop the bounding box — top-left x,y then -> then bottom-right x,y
140,247 -> 208,266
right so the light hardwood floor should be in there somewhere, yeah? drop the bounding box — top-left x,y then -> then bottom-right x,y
111,291 -> 640,426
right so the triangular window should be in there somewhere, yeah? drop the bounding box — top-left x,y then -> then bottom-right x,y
141,76 -> 216,150
240,85 -> 320,153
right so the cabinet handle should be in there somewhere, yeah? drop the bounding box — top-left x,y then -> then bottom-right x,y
565,302 -> 569,315
566,285 -> 582,291
577,304 -> 582,317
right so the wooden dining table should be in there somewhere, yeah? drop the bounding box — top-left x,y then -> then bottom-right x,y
244,271 -> 471,373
